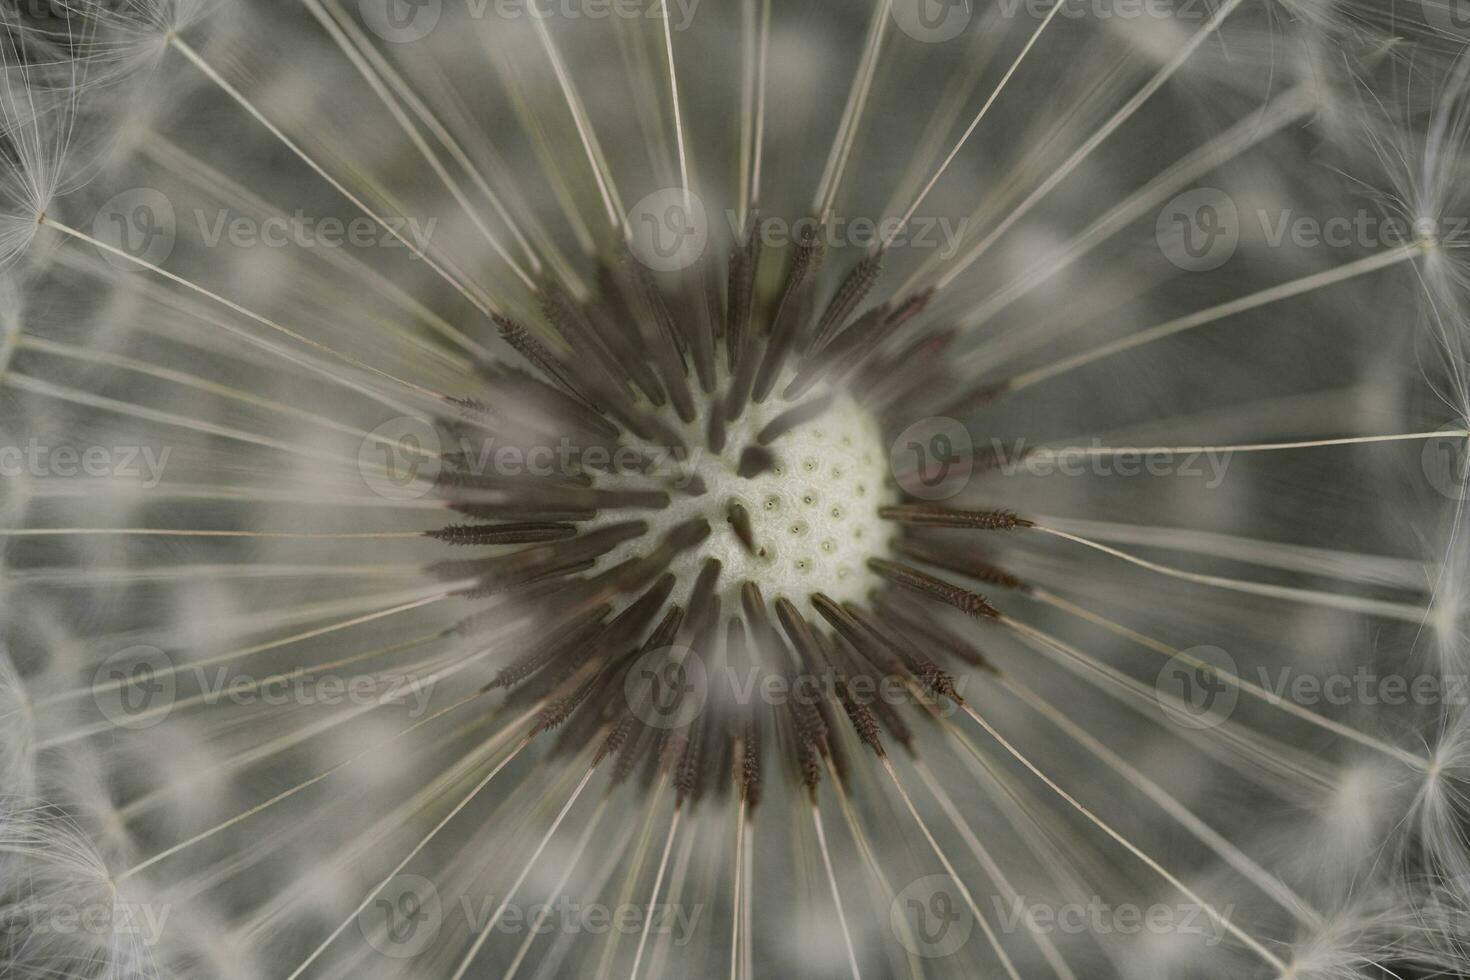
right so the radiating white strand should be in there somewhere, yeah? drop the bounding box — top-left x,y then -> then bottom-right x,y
1026,515 -> 1430,592
822,755 -> 925,980
1030,524 -> 1434,624
44,591 -> 452,706
627,804 -> 684,980
320,0 -> 548,275
2,372 -> 364,467
930,0 -> 1248,293
141,135 -> 495,362
39,216 -> 458,408
501,795 -> 619,980
947,83 -> 1318,332
911,759 -> 1079,979
991,607 -> 1340,798
728,796 -> 746,980
284,724 -> 542,980
529,14 -> 625,230
879,755 -> 1025,980
229,710 -> 514,935
450,765 -> 601,980
1020,593 -> 1430,770
810,798 -> 863,980
884,0 -> 1067,248
1001,245 -> 1423,394
15,334 -> 441,456
812,0 -> 895,221
659,0 -> 692,218
46,243 -> 450,419
122,696 -> 531,885
998,676 -> 1320,927
750,0 -> 771,213
167,36 -> 504,319
1024,430 -> 1469,460
591,781 -> 673,980
959,701 -> 1289,973
300,0 -> 535,292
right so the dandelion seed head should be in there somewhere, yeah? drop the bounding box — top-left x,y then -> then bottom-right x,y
4,0 -> 1470,977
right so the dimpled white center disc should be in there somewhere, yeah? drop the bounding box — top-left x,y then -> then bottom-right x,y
589,375 -> 896,612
